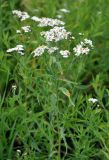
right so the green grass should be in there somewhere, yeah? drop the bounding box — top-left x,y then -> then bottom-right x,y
1,0 -> 109,159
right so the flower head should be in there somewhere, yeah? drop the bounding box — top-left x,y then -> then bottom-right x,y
60,8 -> 70,13
16,30 -> 21,34
83,38 -> 93,47
60,50 -> 70,58
56,15 -> 62,19
73,39 -> 93,56
32,45 -> 47,57
7,45 -> 24,55
21,26 -> 31,32
73,44 -> 90,56
31,16 -> 65,27
12,10 -> 30,21
88,98 -> 98,103
41,26 -> 71,42
47,47 -> 58,54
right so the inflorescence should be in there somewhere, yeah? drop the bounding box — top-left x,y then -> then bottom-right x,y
7,9 -> 93,58
7,45 -> 24,55
12,10 -> 30,21
31,16 -> 65,27
40,26 -> 71,42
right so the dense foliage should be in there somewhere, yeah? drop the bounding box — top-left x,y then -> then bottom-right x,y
1,0 -> 109,159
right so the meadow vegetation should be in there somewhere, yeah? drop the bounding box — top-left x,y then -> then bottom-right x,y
1,0 -> 109,159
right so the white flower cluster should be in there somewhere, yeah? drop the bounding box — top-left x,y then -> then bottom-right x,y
31,16 -> 65,27
21,26 -> 31,32
32,45 -> 71,58
16,26 -> 31,34
41,26 -> 71,42
88,98 -> 98,103
73,39 -> 93,56
12,10 -> 30,21
47,47 -> 58,54
12,84 -> 17,91
56,8 -> 70,19
6,45 -> 24,55
32,46 -> 59,57
73,44 -> 90,56
56,14 -> 62,19
32,45 -> 47,57
31,16 -> 40,22
83,38 -> 93,47
16,30 -> 21,34
60,8 -> 70,13
60,50 -> 70,58
78,32 -> 84,36
10,9 -> 93,59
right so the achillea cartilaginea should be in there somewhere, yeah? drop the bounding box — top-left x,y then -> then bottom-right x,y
73,39 -> 93,56
31,16 -> 65,27
12,10 -> 30,21
7,45 -> 24,55
41,26 -> 71,42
